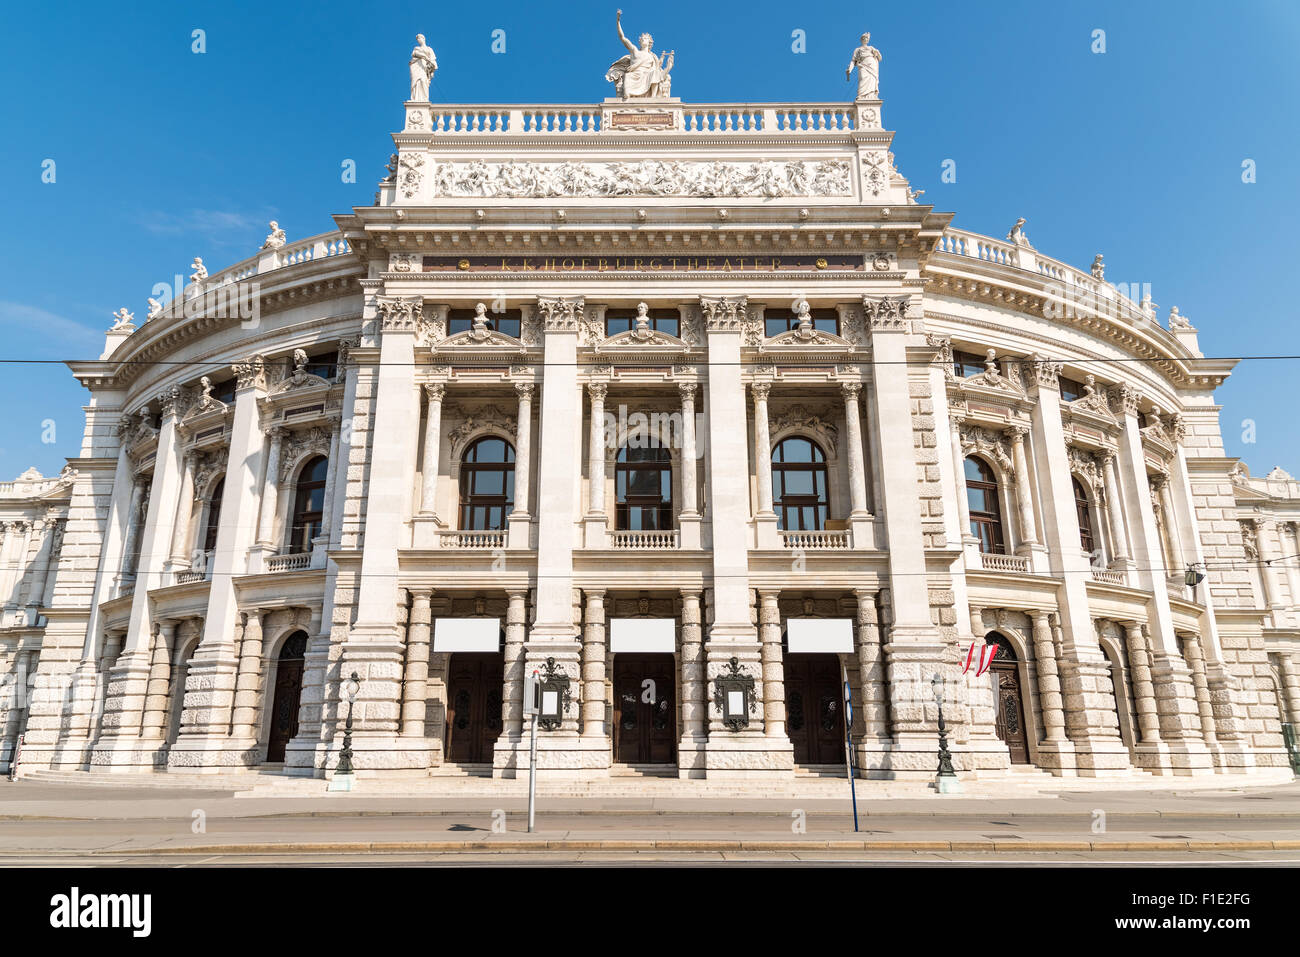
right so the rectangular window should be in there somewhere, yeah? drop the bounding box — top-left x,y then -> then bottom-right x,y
306,350 -> 338,381
953,350 -> 987,379
1059,375 -> 1085,403
764,308 -> 839,339
604,308 -> 680,339
448,307 -> 522,339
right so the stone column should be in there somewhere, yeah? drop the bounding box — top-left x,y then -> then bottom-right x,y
401,590 -> 432,738
678,589 -> 705,777
854,588 -> 888,740
419,384 -> 445,517
841,382 -> 869,515
336,293 -> 430,772
583,382 -> 607,548
255,427 -> 286,549
1276,655 -> 1300,727
170,355 -> 269,768
316,418 -> 342,554
752,382 -> 774,515
229,608 -> 266,741
581,589 -> 606,740
1031,611 -> 1067,742
949,412 -> 973,543
1005,426 -> 1038,547
1123,621 -> 1161,744
1098,449 -> 1131,565
1285,523 -> 1300,612
500,588 -> 528,738
1181,632 -> 1217,745
678,384 -> 701,549
1154,473 -> 1185,572
167,452 -> 196,571
21,520 -> 54,627
141,620 -> 175,741
117,480 -> 146,585
509,382 -> 534,549
758,590 -> 785,737
1252,519 -> 1287,625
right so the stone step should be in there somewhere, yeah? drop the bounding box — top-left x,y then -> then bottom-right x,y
18,769 -> 264,791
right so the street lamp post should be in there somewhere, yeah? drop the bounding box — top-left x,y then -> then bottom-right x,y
931,672 -> 961,793
327,671 -> 361,792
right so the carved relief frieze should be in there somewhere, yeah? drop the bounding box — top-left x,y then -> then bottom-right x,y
430,158 -> 852,199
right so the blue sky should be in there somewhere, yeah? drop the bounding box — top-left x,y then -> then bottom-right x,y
1,0 -> 1297,479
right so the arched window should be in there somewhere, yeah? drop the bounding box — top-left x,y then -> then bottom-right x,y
1073,477 -> 1095,553
616,444 -> 672,530
772,437 -> 829,531
965,456 -> 1006,554
458,437 -> 515,530
288,456 -> 328,553
202,478 -> 224,552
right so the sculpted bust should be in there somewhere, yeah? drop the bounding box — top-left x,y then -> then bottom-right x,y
846,32 -> 882,100
606,9 -> 673,98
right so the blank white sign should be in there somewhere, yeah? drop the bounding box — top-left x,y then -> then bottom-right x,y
610,618 -> 675,653
727,690 -> 744,715
433,617 -> 501,652
786,618 -> 854,654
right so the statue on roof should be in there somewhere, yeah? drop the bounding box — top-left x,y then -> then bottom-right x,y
409,34 -> 437,102
110,307 -> 135,331
261,220 -> 286,249
606,9 -> 673,99
846,32 -> 882,100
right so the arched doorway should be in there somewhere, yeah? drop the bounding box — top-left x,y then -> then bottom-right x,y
986,633 -> 1030,764
266,632 -> 307,762
1100,644 -> 1131,749
444,650 -> 504,764
612,653 -> 676,764
784,643 -> 845,767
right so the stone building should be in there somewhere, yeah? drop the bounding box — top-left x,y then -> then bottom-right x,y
4,33 -> 1299,781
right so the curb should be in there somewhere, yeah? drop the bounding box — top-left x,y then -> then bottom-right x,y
27,838 -> 1300,855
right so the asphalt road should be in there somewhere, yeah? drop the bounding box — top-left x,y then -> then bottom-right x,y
1,777 -> 1297,865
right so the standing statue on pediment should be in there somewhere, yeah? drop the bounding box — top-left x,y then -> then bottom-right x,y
409,34 -> 437,102
606,9 -> 673,98
846,32 -> 882,100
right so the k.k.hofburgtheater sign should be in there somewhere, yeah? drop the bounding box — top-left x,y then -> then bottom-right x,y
419,254 -> 867,274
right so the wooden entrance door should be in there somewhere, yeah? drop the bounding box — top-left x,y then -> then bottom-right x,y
444,653 -> 504,763
987,635 -> 1030,764
784,652 -> 845,765
613,653 -> 677,764
266,632 -> 307,762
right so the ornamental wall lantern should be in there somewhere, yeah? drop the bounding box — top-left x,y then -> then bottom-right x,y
713,657 -> 756,731
538,657 -> 572,731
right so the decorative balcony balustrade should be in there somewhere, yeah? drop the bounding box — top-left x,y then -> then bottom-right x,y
266,552 -> 312,573
780,529 -> 850,550
418,102 -> 857,136
438,529 -> 507,549
980,552 -> 1028,574
175,570 -> 207,585
1090,568 -> 1125,586
609,529 -> 680,550
935,226 -> 1155,328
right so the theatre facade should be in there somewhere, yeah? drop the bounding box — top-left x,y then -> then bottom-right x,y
3,31 -> 1299,783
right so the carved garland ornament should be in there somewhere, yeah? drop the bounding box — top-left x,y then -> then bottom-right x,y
376,296 -> 424,332
862,295 -> 909,331
959,424 -> 1013,472
770,405 -> 839,456
278,427 -> 334,483
431,159 -> 852,199
447,405 -> 519,453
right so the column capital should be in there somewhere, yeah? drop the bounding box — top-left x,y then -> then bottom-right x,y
861,295 -> 910,332
232,354 -> 267,391
587,381 -> 608,402
698,294 -> 749,332
1106,383 -> 1141,417
514,381 -> 535,401
750,381 -> 771,402
840,380 -> 863,401
1022,353 -> 1062,391
375,295 -> 425,333
677,381 -> 698,402
1004,423 -> 1030,443
536,295 -> 586,332
424,382 -> 446,403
